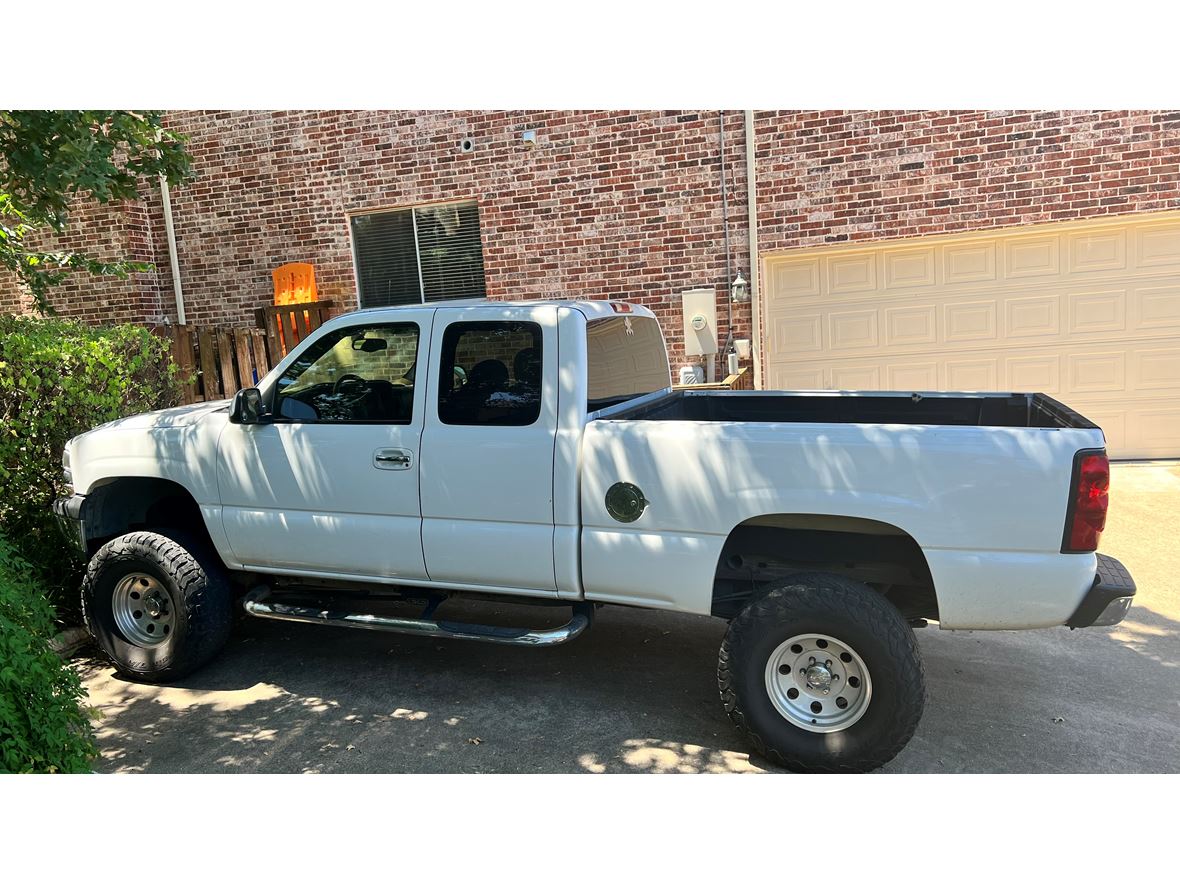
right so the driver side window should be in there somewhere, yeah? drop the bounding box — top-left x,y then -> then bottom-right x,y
272,322 -> 419,423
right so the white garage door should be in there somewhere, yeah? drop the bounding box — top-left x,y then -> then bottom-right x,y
762,212 -> 1180,459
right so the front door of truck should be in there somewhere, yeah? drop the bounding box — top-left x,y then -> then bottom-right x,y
217,312 -> 432,580
418,306 -> 558,593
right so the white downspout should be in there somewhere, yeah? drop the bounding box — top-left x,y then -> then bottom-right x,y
744,109 -> 763,390
159,174 -> 186,325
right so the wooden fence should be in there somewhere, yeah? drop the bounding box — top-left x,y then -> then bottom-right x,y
163,325 -> 272,404
161,300 -> 336,404
254,300 -> 335,365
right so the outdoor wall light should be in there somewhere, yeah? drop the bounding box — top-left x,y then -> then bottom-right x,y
730,272 -> 749,303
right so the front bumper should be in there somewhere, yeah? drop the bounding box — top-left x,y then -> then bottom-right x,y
51,494 -> 87,555
1066,553 -> 1136,628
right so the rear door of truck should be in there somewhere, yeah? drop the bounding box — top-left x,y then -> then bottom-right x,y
418,305 -> 560,594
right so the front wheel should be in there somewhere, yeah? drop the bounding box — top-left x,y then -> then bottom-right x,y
718,574 -> 926,773
82,531 -> 233,683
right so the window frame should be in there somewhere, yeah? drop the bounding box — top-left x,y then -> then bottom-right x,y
436,320 -> 544,428
348,200 -> 487,308
267,321 -> 422,425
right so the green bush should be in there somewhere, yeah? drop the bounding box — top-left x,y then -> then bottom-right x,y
0,534 -> 97,772
0,315 -> 180,612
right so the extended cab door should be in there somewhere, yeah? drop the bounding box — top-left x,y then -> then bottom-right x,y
217,312 -> 433,580
419,306 -> 558,593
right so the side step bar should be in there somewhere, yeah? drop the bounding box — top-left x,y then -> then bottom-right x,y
242,588 -> 593,648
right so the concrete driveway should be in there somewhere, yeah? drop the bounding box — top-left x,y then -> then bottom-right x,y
80,462 -> 1180,773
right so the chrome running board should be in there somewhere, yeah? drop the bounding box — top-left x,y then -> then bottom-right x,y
242,588 -> 593,648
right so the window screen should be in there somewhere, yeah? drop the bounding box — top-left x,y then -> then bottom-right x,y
437,322 -> 542,426
351,202 -> 487,307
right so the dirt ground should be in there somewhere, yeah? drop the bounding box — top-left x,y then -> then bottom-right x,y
79,462 -> 1180,773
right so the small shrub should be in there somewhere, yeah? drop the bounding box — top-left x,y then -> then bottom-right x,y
0,314 -> 180,611
0,534 -> 97,772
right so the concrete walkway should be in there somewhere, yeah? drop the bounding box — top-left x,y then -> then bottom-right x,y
80,462 -> 1180,773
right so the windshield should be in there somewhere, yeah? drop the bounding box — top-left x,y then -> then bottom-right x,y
586,315 -> 671,411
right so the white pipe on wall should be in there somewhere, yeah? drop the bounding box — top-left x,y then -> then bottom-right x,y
744,109 -> 763,390
159,174 -> 186,325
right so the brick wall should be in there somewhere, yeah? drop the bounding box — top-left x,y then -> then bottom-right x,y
0,195 -> 168,323
753,110 -> 1180,251
3,109 -> 1178,371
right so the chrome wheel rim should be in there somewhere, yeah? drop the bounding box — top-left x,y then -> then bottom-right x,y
764,633 -> 872,733
111,572 -> 174,647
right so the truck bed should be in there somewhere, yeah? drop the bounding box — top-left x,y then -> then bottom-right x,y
604,390 -> 1097,429
581,386 -> 1106,628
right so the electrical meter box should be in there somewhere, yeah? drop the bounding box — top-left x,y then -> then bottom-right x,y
682,288 -> 718,357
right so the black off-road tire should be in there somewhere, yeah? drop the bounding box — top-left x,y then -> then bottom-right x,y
82,531 -> 233,684
718,573 -> 926,773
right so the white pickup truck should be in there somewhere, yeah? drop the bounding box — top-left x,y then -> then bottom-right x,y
54,299 -> 1136,772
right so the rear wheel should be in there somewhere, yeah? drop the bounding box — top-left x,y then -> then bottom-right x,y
82,531 -> 233,683
718,573 -> 925,773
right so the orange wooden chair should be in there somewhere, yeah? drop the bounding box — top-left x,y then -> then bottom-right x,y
272,263 -> 318,354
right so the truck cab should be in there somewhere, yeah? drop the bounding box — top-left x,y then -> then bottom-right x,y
213,299 -> 669,596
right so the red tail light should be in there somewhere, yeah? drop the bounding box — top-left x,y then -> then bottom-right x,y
1062,449 -> 1109,553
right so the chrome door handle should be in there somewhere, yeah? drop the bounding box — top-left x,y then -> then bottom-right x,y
374,448 -> 413,470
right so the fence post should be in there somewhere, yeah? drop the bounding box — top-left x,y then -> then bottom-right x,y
233,328 -> 256,388
197,329 -> 219,401
250,330 -> 270,379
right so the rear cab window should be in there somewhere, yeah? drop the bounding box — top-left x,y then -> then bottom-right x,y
586,315 -> 671,411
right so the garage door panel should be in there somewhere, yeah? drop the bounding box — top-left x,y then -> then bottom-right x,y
885,305 -> 938,346
830,365 -> 881,389
769,258 -> 821,298
826,252 -> 877,294
1004,236 -> 1061,278
945,301 -> 998,342
886,361 -> 940,390
1067,351 -> 1126,395
1135,221 -> 1180,269
1068,229 -> 1127,273
767,365 -> 825,390
1005,295 -> 1061,339
944,358 -> 999,391
772,313 -> 823,353
883,248 -> 936,289
1006,354 -> 1061,393
1133,347 -> 1180,391
1068,290 -> 1127,334
1137,409 -> 1180,451
943,242 -> 997,284
828,309 -> 878,349
763,211 -> 1180,458
1134,285 -> 1180,330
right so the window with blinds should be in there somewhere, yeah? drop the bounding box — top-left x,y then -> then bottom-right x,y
350,201 -> 487,307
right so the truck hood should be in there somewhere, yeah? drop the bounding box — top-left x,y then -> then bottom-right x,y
87,399 -> 231,433
67,399 -> 232,498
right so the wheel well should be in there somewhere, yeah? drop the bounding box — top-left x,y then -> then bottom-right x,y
82,477 -> 216,559
711,514 -> 938,621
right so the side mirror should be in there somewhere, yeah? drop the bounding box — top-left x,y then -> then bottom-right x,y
229,388 -> 266,425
